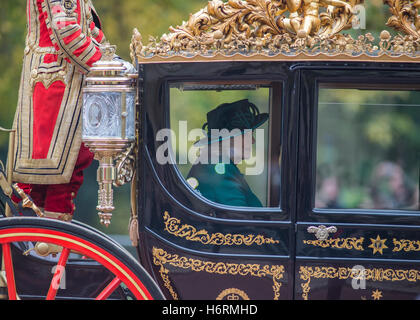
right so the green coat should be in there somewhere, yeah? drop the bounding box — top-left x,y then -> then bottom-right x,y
187,163 -> 263,207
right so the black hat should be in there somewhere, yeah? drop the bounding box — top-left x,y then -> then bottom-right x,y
195,99 -> 268,146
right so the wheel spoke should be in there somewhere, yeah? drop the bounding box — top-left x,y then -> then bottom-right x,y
46,247 -> 70,300
2,243 -> 17,300
95,276 -> 122,300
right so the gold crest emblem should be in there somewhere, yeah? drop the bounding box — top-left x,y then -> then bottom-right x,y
216,288 -> 250,300
61,0 -> 76,15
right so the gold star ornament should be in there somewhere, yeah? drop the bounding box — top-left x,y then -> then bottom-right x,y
372,289 -> 383,300
369,235 -> 388,255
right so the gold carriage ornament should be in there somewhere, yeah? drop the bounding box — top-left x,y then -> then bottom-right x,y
82,44 -> 137,227
130,0 -> 420,64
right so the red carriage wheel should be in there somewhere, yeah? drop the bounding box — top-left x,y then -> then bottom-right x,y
0,217 -> 164,300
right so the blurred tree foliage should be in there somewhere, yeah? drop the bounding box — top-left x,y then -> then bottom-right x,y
317,89 -> 420,210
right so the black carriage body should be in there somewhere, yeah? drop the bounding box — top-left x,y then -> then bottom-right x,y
136,60 -> 420,300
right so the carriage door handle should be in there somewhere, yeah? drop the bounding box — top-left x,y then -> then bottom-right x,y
307,225 -> 337,241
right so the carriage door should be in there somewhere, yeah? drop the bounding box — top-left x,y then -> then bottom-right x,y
294,68 -> 420,300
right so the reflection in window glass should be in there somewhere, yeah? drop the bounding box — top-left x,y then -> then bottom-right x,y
169,83 -> 271,208
316,89 -> 419,211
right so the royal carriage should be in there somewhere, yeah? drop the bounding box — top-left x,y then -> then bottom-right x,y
0,0 -> 420,300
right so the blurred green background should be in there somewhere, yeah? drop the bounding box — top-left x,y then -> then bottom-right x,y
317,89 -> 419,211
0,0 -> 418,254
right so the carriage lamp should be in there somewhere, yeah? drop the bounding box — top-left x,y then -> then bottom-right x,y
82,44 -> 137,227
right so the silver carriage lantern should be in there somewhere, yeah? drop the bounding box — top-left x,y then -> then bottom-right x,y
82,44 -> 137,227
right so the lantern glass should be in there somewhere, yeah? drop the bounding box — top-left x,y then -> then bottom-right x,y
82,91 -> 135,140
125,91 -> 136,140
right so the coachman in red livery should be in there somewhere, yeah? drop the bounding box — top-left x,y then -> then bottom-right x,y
11,0 -> 108,221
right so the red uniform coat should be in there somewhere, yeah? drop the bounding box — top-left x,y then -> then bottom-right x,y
12,0 -> 106,185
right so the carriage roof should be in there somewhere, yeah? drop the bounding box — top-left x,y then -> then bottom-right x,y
130,0 -> 420,65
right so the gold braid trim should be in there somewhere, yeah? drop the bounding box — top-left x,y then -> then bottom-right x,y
152,247 -> 285,300
303,237 -> 365,251
299,265 -> 420,300
163,211 -> 280,246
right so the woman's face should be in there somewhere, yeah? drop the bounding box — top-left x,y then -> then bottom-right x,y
203,130 -> 255,164
230,130 -> 255,161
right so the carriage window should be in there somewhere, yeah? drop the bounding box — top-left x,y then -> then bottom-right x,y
168,82 -> 275,208
316,88 -> 420,211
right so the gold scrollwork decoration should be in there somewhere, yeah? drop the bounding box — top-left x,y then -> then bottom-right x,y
304,234 -> 420,255
113,142 -> 136,187
136,0 -> 362,57
131,0 -> 420,63
155,0 -> 361,50
163,211 -> 280,246
392,239 -> 420,252
152,247 -> 285,300
303,237 -> 365,251
130,28 -> 143,65
384,0 -> 420,37
299,265 -> 420,300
